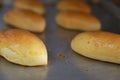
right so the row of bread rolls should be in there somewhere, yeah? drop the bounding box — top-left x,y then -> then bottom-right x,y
2,0 -> 120,66
56,0 -> 120,64
56,0 -> 101,31
2,0 -> 48,66
4,0 -> 46,33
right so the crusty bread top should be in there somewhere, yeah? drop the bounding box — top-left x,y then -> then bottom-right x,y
0,29 -> 47,66
56,11 -> 101,31
71,31 -> 120,64
4,9 -> 46,32
71,31 -> 120,57
14,0 -> 45,14
14,0 -> 44,9
76,31 -> 120,48
57,0 -> 91,13
57,11 -> 98,22
0,29 -> 47,56
80,31 -> 120,39
4,9 -> 45,23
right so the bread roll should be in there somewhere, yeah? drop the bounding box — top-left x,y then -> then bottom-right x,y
56,12 -> 101,31
0,29 -> 47,66
71,31 -> 120,64
14,0 -> 45,15
57,0 -> 91,13
4,9 -> 46,33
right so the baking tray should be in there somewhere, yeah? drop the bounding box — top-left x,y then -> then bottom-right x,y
0,0 -> 120,80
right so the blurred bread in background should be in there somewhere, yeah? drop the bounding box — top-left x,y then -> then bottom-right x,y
57,0 -> 91,13
56,11 -> 101,31
4,9 -> 46,33
14,0 -> 45,15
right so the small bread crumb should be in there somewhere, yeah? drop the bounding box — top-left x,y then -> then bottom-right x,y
58,53 -> 65,58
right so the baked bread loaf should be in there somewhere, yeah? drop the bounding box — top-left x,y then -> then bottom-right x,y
4,9 -> 46,33
57,0 -> 91,13
71,31 -> 120,64
0,29 -> 47,66
14,0 -> 45,15
56,12 -> 101,31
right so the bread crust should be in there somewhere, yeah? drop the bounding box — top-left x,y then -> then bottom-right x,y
0,29 -> 47,66
14,0 -> 45,15
57,0 -> 91,13
56,12 -> 101,31
71,31 -> 120,64
4,9 -> 46,33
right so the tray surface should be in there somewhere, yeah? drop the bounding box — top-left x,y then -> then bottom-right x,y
0,1 -> 120,80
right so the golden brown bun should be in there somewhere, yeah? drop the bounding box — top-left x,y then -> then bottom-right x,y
4,9 -> 46,33
0,29 -> 47,66
56,12 -> 101,31
14,0 -> 45,15
57,0 -> 91,13
71,31 -> 120,64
